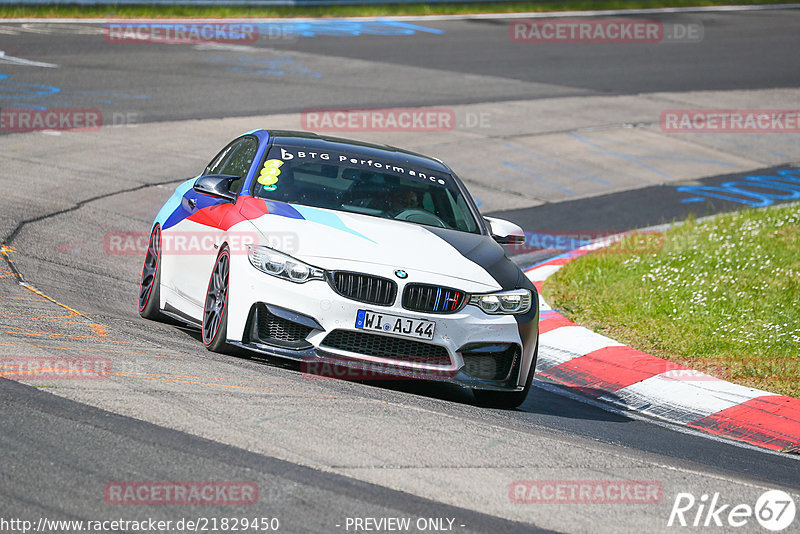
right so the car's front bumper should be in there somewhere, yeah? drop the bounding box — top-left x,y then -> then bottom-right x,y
227,258 -> 539,391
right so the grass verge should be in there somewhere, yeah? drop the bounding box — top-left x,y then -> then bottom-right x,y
543,203 -> 800,398
0,0 -> 793,19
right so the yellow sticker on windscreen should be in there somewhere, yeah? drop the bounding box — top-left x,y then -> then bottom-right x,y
258,159 -> 283,187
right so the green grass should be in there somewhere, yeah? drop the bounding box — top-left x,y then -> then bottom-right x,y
0,0 -> 792,19
543,203 -> 800,398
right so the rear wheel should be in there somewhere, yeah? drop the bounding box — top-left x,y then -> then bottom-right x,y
202,248 -> 232,353
473,342 -> 538,409
138,225 -> 165,320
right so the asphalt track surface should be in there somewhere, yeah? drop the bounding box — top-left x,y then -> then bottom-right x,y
1,9 -> 800,534
1,9 -> 798,121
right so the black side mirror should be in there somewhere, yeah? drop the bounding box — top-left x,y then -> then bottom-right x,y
193,174 -> 238,202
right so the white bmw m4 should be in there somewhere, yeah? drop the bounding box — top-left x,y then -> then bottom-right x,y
139,130 -> 538,407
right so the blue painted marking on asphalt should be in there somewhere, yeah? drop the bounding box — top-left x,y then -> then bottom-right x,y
257,20 -> 444,37
36,100 -> 102,106
503,142 -> 610,186
85,19 -> 443,43
207,56 -> 322,78
675,168 -> 800,207
676,186 -> 771,207
0,72 -> 149,110
69,90 -> 150,100
502,161 -> 573,195
8,102 -> 46,110
0,73 -> 61,106
569,132 -> 671,179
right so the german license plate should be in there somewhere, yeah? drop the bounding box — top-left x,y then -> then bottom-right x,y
355,310 -> 435,340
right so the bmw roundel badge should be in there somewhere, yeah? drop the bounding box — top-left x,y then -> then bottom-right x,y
394,269 -> 408,279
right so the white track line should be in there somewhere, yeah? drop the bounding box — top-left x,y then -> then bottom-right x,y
534,380 -> 798,460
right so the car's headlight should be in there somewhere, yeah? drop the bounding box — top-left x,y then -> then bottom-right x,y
469,289 -> 532,315
247,246 -> 325,283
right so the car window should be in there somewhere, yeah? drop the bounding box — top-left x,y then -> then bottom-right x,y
204,141 -> 237,176
218,137 -> 258,194
447,189 -> 479,233
203,136 -> 259,195
252,146 -> 480,233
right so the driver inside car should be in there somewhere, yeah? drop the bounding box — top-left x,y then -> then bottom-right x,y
387,188 -> 421,215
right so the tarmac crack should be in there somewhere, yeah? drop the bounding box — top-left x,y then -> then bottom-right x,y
0,177 -> 187,329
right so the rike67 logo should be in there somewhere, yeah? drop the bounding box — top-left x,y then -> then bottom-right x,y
668,490 -> 796,531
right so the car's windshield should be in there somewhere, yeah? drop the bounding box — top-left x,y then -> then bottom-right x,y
252,145 -> 480,233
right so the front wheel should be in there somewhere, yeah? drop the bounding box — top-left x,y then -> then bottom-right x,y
138,225 -> 165,321
202,248 -> 232,353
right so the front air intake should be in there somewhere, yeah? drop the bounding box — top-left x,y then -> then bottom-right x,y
321,329 -> 451,366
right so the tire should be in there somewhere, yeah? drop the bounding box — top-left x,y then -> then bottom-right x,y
138,225 -> 165,321
202,248 -> 232,353
473,342 -> 539,409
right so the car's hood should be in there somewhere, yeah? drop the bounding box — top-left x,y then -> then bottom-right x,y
243,203 -> 505,289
